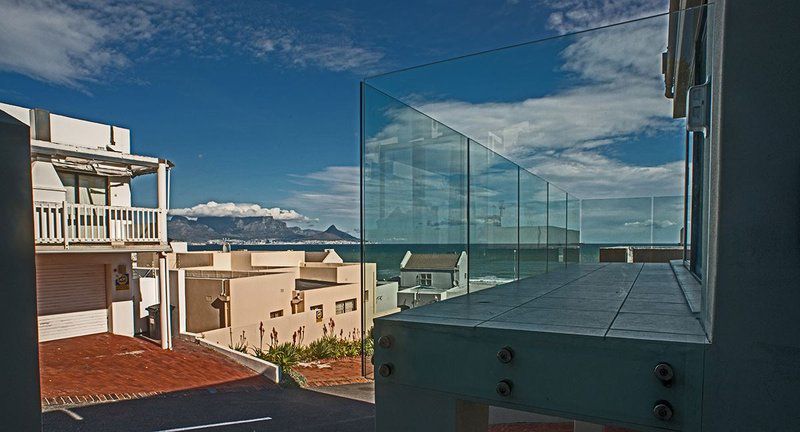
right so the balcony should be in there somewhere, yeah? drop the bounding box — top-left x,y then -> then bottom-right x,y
33,201 -> 167,251
363,4 -> 716,431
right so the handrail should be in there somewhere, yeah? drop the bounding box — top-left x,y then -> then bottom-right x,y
33,201 -> 164,246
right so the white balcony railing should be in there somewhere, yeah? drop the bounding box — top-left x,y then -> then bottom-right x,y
33,201 -> 164,246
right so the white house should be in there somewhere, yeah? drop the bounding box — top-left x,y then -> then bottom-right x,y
0,102 -> 173,345
397,251 -> 468,308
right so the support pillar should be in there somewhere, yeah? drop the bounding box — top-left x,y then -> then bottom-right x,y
158,255 -> 171,350
156,162 -> 168,244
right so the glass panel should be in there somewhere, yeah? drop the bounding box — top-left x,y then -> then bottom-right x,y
78,174 -> 107,205
547,185 -> 567,269
57,171 -> 77,204
469,142 -> 519,290
362,84 -> 468,314
566,194 -> 581,264
519,170 -> 548,278
578,197 -> 651,262
652,196 -> 684,245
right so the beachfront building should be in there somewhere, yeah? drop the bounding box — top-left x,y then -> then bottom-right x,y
155,247 -> 396,349
397,251 -> 467,308
0,102 -> 173,343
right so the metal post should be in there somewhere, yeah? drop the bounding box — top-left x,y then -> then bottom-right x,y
158,255 -> 169,350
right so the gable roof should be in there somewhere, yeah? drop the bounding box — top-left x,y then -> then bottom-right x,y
402,253 -> 461,271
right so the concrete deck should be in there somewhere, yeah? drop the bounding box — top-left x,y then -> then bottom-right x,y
388,263 -> 707,344
374,263 -> 709,431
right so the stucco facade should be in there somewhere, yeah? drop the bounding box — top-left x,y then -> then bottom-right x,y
168,248 -> 392,349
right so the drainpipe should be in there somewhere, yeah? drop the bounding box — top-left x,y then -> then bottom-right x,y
158,254 -> 170,350
157,162 -> 168,245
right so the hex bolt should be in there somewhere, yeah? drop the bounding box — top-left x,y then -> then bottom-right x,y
378,363 -> 393,378
653,401 -> 674,421
378,335 -> 393,349
497,346 -> 514,364
496,379 -> 513,397
654,363 -> 674,386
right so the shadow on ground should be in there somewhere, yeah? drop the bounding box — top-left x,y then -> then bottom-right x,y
42,375 -> 374,432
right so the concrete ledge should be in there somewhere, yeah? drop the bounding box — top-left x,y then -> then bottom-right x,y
193,336 -> 281,383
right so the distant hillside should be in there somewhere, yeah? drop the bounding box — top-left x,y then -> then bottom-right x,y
168,215 -> 357,243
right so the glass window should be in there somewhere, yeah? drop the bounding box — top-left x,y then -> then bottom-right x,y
417,273 -> 432,287
335,299 -> 357,315
269,310 -> 283,318
79,174 -> 108,205
58,171 -> 108,205
57,171 -> 77,204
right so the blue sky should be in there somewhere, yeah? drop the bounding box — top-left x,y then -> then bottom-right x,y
0,0 -> 669,235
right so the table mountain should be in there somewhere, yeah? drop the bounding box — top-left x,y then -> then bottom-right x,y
168,215 -> 357,243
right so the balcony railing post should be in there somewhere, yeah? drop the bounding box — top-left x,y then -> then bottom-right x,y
62,201 -> 69,247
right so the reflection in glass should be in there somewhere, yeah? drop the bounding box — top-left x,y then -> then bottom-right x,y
519,171 -> 548,277
469,142 -> 519,290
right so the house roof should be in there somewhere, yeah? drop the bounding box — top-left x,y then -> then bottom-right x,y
402,253 -> 461,271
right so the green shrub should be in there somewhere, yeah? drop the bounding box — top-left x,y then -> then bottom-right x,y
303,336 -> 339,360
254,342 -> 302,372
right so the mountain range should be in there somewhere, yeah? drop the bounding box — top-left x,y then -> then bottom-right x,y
168,216 -> 358,244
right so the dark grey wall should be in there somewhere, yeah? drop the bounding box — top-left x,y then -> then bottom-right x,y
703,1 -> 800,430
0,111 -> 41,428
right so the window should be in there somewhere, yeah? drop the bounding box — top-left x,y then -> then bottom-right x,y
310,304 -> 323,322
418,273 -> 432,286
335,298 -> 357,315
269,310 -> 283,318
58,171 -> 108,205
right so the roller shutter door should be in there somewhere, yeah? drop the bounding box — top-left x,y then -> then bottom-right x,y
37,263 -> 108,341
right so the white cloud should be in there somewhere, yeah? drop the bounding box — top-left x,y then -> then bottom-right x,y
369,12 -> 681,199
247,34 -> 384,73
542,0 -> 668,34
0,0 -> 122,86
0,0 -> 383,86
170,201 -> 312,221
0,0 -> 196,86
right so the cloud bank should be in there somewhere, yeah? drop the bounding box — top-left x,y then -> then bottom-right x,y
170,201 -> 312,222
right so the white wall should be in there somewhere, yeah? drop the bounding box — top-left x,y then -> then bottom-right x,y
30,161 -> 66,203
376,282 -> 399,314
1,101 -> 133,153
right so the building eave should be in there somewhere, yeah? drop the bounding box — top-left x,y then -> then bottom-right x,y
30,139 -> 174,176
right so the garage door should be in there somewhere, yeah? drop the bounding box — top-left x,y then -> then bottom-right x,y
37,263 -> 108,342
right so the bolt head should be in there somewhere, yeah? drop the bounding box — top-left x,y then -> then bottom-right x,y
654,363 -> 674,382
497,347 -> 514,364
378,363 -> 393,377
653,402 -> 674,421
496,380 -> 513,397
378,335 -> 393,349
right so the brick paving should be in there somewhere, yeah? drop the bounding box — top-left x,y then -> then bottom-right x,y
293,357 -> 372,387
39,333 -> 274,406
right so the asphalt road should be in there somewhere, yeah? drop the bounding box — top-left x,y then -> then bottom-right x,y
42,385 -> 375,432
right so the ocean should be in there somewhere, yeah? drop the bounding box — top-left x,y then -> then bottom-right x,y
188,242 -> 680,282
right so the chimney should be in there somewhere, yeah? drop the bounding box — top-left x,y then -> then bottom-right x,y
29,108 -> 51,141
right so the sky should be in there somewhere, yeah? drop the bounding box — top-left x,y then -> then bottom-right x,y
0,0 -> 672,235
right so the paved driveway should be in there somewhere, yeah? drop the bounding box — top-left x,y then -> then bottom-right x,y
42,385 -> 375,432
40,333 -> 272,405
